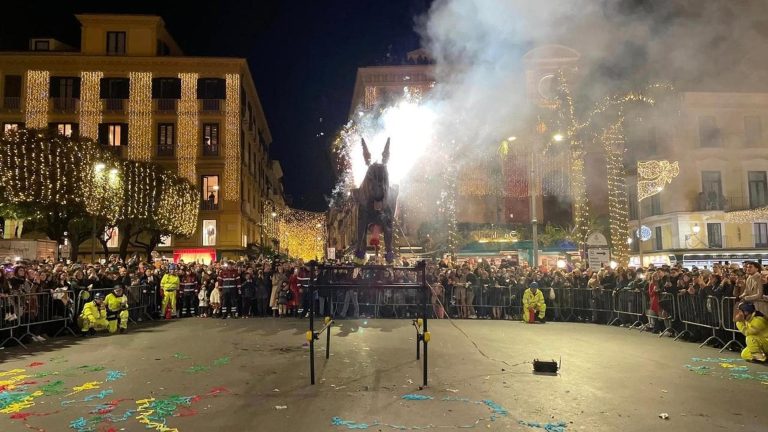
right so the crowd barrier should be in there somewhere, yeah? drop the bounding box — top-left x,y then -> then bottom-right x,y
0,282 -> 750,354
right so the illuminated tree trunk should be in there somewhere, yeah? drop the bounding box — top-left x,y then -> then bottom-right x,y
602,121 -> 630,266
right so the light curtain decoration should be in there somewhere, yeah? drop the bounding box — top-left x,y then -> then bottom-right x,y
637,160 -> 679,201
177,73 -> 199,184
79,71 -> 103,140
725,207 -> 768,224
128,72 -> 153,161
277,208 -> 326,261
602,122 -> 630,266
224,74 -> 241,201
24,70 -> 49,128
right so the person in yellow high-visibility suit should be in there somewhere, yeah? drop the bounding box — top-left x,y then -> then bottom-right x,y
735,302 -> 768,363
105,285 -> 129,334
79,293 -> 108,336
522,282 -> 547,323
160,267 -> 180,319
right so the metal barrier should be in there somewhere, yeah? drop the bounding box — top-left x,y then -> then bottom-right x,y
0,294 -> 25,348
569,288 -> 614,324
17,291 -> 77,343
674,293 -> 725,348
719,297 -> 745,353
609,290 -> 647,329
657,292 -> 677,338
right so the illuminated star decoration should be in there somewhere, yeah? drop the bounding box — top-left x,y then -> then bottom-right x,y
637,160 -> 679,201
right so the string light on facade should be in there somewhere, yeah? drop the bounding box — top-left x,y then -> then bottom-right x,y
128,72 -> 153,161
725,207 -> 768,224
637,160 -> 679,201
177,72 -> 199,184
277,208 -> 327,261
79,71 -> 103,140
224,73 -> 241,201
24,70 -> 49,128
602,121 -> 630,266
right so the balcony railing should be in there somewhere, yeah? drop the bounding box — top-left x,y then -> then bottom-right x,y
3,97 -> 20,111
103,98 -> 126,112
157,144 -> 174,157
203,144 -> 219,156
155,99 -> 177,112
200,99 -> 222,112
696,194 -> 768,212
201,200 -> 219,211
52,97 -> 79,112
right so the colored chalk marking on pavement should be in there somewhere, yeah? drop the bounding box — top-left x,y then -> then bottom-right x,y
66,381 -> 102,396
0,390 -> 44,414
39,380 -> 66,395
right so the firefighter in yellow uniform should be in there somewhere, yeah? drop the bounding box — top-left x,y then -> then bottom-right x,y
522,281 -> 547,323
79,293 -> 108,336
105,285 -> 129,334
160,266 -> 180,319
735,302 -> 768,363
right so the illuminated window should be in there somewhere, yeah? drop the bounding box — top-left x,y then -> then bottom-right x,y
242,235 -> 248,248
203,123 -> 219,156
106,31 -> 126,55
3,123 -> 22,134
201,175 -> 219,210
51,123 -> 76,137
98,123 -> 127,146
202,220 -> 217,246
105,227 -> 119,248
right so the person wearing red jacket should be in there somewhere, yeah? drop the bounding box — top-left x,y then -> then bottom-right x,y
217,261 -> 240,319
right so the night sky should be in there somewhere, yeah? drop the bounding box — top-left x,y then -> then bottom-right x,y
0,0 -> 431,211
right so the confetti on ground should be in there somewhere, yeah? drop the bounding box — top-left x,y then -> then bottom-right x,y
691,357 -> 744,363
185,365 -> 210,374
719,363 -> 736,368
27,362 -> 45,368
401,394 -> 433,400
83,389 -> 114,402
9,410 -> 59,421
0,369 -> 26,377
173,353 -> 190,360
49,356 -> 68,364
39,380 -> 66,395
520,420 -> 568,432
0,390 -> 44,413
31,371 -> 59,378
213,357 -> 230,367
66,381 -> 102,396
684,365 -> 711,375
77,366 -> 106,373
105,371 -> 125,382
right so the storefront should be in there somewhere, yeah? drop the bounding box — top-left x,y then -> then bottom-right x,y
172,248 -> 217,265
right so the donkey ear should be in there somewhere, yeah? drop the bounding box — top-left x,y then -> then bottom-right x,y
382,137 -> 390,164
361,138 -> 371,166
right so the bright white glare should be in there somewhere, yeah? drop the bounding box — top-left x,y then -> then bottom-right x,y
94,162 -> 106,172
626,237 -> 633,244
508,136 -> 517,141
609,260 -> 618,269
556,259 -> 566,269
348,99 -> 436,187
552,134 -> 564,142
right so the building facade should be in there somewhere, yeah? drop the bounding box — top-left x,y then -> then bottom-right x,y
0,14 -> 284,262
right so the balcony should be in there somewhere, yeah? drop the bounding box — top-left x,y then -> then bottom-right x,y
52,97 -> 79,113
201,200 -> 219,211
155,99 -> 177,113
698,194 -> 768,212
2,97 -> 20,111
202,143 -> 219,156
103,99 -> 126,113
157,144 -> 174,157
200,99 -> 222,113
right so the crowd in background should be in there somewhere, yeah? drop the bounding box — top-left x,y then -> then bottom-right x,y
1,255 -> 767,348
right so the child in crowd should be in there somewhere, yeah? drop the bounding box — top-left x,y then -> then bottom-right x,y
198,285 -> 209,317
277,281 -> 290,317
209,284 -> 221,318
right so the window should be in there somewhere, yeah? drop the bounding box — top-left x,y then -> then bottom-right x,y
3,75 -> 21,109
51,123 -> 77,137
745,116 -> 763,147
203,123 -> 219,156
701,171 -> 723,210
106,31 -> 126,55
755,223 -> 768,248
99,78 -> 130,99
654,226 -> 663,251
698,116 -> 721,147
706,223 -> 723,248
649,194 -> 662,216
202,220 -> 217,246
33,40 -> 50,51
151,78 -> 181,99
201,175 -> 220,210
748,171 -> 768,209
98,123 -> 127,146
105,227 -> 119,248
50,77 -> 81,111
157,123 -> 175,156
3,123 -> 22,133
196,78 -> 226,99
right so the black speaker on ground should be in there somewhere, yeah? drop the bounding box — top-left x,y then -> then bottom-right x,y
532,358 -> 559,374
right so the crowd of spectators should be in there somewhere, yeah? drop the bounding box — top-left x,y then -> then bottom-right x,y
1,255 -> 767,350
